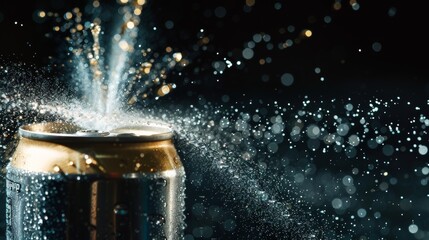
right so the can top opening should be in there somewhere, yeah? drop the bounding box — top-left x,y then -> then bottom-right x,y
19,122 -> 174,142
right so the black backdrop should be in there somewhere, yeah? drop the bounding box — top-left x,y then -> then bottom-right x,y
1,0 -> 428,96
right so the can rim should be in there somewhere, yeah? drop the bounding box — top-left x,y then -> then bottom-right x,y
19,122 -> 174,142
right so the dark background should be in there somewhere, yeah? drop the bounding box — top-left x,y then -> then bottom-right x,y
0,0 -> 428,99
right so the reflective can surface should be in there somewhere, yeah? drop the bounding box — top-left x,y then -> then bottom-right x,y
6,122 -> 185,240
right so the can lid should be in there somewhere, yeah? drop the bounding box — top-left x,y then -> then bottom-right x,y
19,122 -> 174,142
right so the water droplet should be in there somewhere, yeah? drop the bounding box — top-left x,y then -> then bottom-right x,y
331,198 -> 343,209
53,165 -> 61,173
357,208 -> 367,218
409,224 -> 418,234
114,204 -> 129,216
156,178 -> 167,187
418,145 -> 428,155
280,73 -> 294,86
148,214 -> 165,225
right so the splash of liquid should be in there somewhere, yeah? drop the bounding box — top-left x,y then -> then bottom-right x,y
2,1 -> 325,239
62,1 -> 185,114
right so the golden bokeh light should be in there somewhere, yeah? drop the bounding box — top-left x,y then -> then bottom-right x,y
38,11 -> 46,18
126,21 -> 135,29
246,0 -> 255,7
64,12 -> 73,20
173,52 -> 183,62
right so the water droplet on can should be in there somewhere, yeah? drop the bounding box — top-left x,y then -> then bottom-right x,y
156,178 -> 167,187
114,204 -> 129,216
148,214 -> 165,225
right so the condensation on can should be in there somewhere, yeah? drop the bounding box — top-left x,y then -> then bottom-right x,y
6,122 -> 186,240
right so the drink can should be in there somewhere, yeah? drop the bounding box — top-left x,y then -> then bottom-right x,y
5,122 -> 185,240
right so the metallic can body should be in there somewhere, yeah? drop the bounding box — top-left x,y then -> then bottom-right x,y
6,123 -> 185,240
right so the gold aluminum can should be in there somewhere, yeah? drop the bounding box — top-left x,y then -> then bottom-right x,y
6,122 -> 185,240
